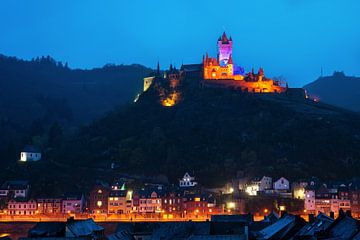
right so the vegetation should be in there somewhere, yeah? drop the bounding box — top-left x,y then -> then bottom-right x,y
1,61 -> 360,195
0,54 -> 152,169
304,71 -> 360,112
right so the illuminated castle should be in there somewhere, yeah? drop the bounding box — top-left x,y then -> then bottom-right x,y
203,32 -> 287,93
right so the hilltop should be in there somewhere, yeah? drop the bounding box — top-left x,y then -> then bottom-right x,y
304,71 -> 360,112
6,69 -> 356,195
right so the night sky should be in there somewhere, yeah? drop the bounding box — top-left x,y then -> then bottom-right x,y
0,0 -> 359,87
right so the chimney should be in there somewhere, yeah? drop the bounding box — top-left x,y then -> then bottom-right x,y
346,210 -> 352,217
67,217 -> 75,223
308,214 -> 315,223
244,225 -> 249,240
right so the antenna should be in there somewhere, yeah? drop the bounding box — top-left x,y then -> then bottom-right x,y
321,67 -> 323,77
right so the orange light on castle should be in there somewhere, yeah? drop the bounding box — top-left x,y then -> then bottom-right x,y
161,91 -> 179,107
203,32 -> 287,93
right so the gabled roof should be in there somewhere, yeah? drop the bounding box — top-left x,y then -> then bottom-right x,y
110,190 -> 127,197
326,214 -> 359,239
258,214 -> 306,240
22,145 -> 41,153
219,32 -> 231,44
64,192 -> 83,201
29,222 -> 66,237
108,230 -> 134,240
294,212 -> 334,237
0,180 -> 29,190
211,214 -> 253,223
66,219 -> 103,237
262,211 -> 280,224
151,222 -> 210,239
188,235 -> 244,240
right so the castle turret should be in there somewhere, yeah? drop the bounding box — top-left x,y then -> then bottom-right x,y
218,32 -> 233,67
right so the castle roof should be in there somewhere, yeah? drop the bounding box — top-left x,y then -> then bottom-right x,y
219,32 -> 231,44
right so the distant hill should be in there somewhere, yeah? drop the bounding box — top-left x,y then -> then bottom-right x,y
7,72 -> 359,194
304,72 -> 360,112
0,54 -> 152,160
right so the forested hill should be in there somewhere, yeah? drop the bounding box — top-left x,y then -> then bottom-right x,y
38,76 -> 360,190
0,54 -> 152,165
304,72 -> 360,112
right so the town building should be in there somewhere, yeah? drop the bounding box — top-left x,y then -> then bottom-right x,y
161,191 -> 184,218
7,198 -> 37,215
62,193 -> 85,214
291,181 -> 308,199
273,177 -> 290,192
89,183 -> 110,214
304,189 -> 316,214
183,194 -> 211,219
349,180 -> 360,218
179,172 -> 198,188
133,189 -> 162,214
250,176 -> 272,193
20,145 -> 41,162
108,190 -> 132,214
37,197 -> 62,214
0,180 -> 30,199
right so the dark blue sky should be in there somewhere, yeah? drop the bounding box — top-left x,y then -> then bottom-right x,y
0,0 -> 359,87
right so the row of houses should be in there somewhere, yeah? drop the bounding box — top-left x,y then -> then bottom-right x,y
304,178 -> 360,218
1,173 -> 220,218
237,175 -> 360,218
239,176 -> 291,196
4,174 -> 360,219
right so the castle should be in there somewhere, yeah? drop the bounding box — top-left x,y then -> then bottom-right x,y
202,32 -> 287,93
142,32 -> 293,107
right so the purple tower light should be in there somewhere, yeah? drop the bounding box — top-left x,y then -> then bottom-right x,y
217,32 -> 233,67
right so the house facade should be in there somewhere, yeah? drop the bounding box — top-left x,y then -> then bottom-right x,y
20,146 -> 41,162
274,177 -> 290,191
179,172 -> 198,188
183,194 -> 210,219
161,192 -> 184,217
0,180 -> 30,199
62,194 -> 85,214
134,190 -> 162,214
108,190 -> 132,214
37,197 -> 62,214
7,198 -> 37,215
89,184 -> 110,214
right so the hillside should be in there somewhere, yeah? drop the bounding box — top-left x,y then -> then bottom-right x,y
6,72 -> 359,194
0,54 -> 152,162
304,72 -> 360,112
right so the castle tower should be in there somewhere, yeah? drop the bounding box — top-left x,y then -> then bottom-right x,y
217,32 -> 233,67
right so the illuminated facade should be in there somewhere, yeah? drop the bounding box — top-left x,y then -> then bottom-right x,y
203,32 -> 287,93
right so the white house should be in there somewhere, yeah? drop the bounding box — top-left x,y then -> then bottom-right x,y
20,146 -> 41,162
7,198 -> 37,215
258,176 -> 272,191
0,180 -> 30,199
179,172 -> 197,188
273,177 -> 290,191
62,193 -> 85,214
